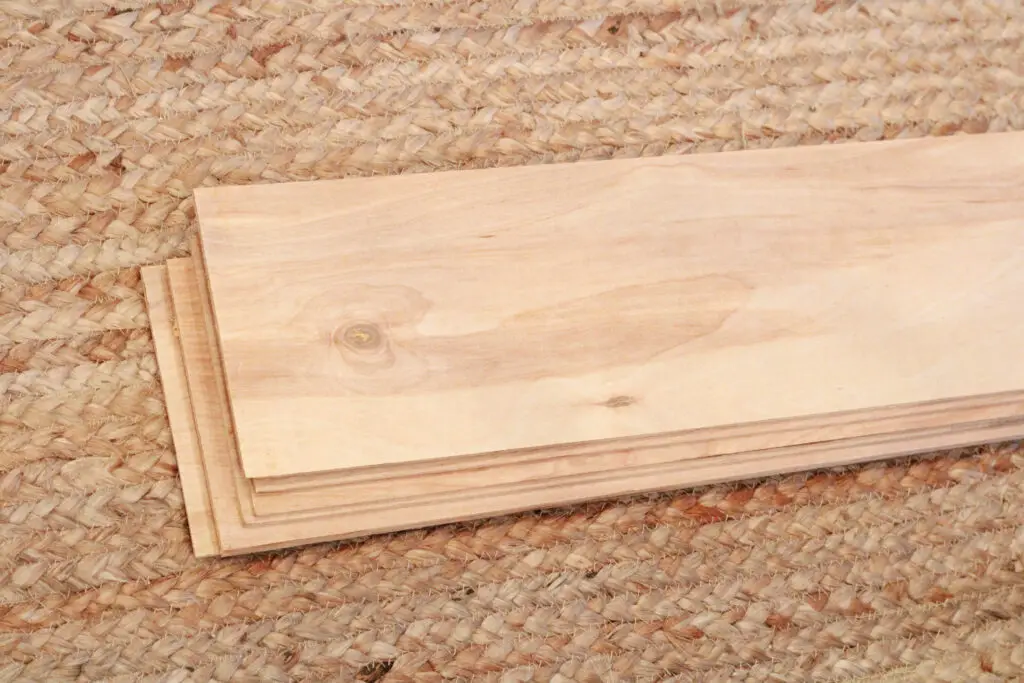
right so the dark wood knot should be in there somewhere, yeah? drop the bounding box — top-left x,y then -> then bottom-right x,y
601,395 -> 636,409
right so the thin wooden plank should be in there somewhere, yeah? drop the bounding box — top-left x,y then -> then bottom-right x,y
141,265 -> 221,558
195,131 -> 1024,478
165,257 -> 268,552
161,258 -> 1024,552
251,390 -> 1024,494
245,419 -> 1024,528
228,418 -> 1024,552
225,420 -> 1024,553
249,397 -> 1024,516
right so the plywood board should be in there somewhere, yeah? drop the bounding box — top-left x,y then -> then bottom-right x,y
251,391 -> 1024,495
194,131 -> 1024,478
249,398 -> 1024,517
247,419 -> 1024,523
153,258 -> 1024,556
141,265 -> 221,557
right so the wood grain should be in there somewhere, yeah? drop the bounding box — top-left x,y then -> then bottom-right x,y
151,256 -> 1024,554
250,391 -> 1024,494
141,265 -> 221,557
153,250 -> 1024,557
248,397 -> 1024,516
195,131 -> 1024,478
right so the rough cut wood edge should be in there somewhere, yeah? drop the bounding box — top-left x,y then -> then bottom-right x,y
141,264 -> 221,558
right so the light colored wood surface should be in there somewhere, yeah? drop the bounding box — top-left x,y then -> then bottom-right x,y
195,131 -> 1024,478
141,265 -> 221,557
249,398 -> 1024,516
151,133 -> 1024,556
165,256 -> 300,550
251,391 -> 1024,494
247,418 -> 1024,523
236,417 -> 1024,550
156,261 -> 1024,555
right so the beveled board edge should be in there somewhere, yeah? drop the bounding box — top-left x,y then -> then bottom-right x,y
165,256 -> 272,551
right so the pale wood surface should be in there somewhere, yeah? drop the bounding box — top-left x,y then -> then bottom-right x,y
249,397 -> 1024,516
248,418 -> 1024,523
195,131 -> 1024,478
155,262 -> 1024,554
251,391 -> 1024,494
156,257 -> 1024,553
141,266 -> 221,557
152,133 -> 1024,555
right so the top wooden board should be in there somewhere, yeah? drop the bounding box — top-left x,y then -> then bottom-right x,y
195,132 -> 1024,478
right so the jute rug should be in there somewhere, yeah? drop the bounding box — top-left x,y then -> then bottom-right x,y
1,0 -> 1023,680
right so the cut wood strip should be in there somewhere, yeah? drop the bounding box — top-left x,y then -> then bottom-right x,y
236,417 -> 1020,551
245,418 -> 1024,524
153,258 -> 1024,555
251,390 -> 1024,495
164,257 -> 258,552
141,265 -> 220,557
195,131 -> 1024,478
249,399 -> 1024,517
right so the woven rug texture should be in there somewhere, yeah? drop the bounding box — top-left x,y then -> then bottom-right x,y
2,0 -> 1024,680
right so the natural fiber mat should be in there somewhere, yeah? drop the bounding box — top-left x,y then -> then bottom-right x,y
1,0 -> 1024,680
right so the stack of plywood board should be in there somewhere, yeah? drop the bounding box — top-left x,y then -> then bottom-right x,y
142,132 -> 1024,557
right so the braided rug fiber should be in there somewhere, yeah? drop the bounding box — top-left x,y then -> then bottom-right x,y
2,0 -> 1024,680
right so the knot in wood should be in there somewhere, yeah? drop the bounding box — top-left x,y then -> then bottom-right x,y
338,322 -> 383,351
602,395 -> 636,409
